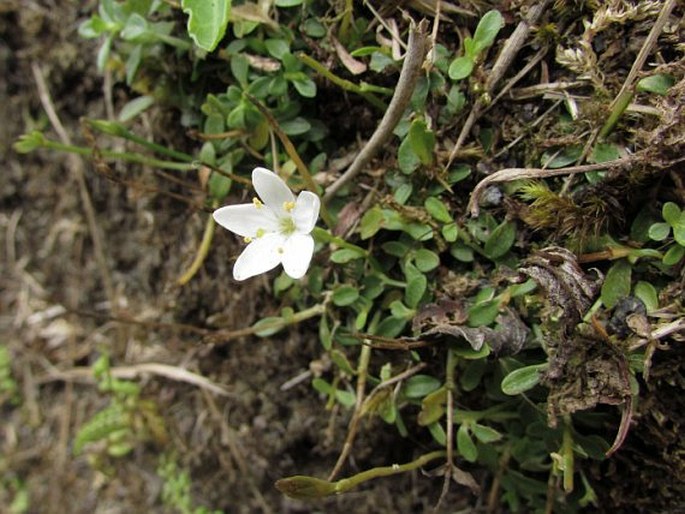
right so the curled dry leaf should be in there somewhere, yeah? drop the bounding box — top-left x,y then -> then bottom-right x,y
519,246 -> 601,331
413,299 -> 529,355
332,34 -> 367,75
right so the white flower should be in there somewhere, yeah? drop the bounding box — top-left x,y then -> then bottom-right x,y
213,167 -> 320,281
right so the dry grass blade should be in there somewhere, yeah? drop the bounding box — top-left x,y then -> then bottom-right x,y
41,363 -> 234,397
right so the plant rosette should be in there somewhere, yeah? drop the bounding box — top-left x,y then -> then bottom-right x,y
213,167 -> 320,280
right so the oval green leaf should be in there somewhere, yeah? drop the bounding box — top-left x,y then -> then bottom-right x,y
182,0 -> 231,52
457,424 -> 478,462
501,363 -> 546,395
601,259 -> 632,309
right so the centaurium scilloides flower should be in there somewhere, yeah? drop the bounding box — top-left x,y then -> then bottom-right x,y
213,167 -> 320,281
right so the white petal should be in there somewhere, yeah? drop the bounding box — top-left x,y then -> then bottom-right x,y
281,233 -> 315,279
252,167 -> 295,213
292,191 -> 320,234
213,204 -> 278,238
232,233 -> 286,281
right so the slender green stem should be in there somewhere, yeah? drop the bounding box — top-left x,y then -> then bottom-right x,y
312,227 -> 368,255
328,342 -> 372,480
297,53 -> 389,111
334,450 -> 446,493
561,416 -> 574,492
598,90 -> 633,139
155,33 -> 193,51
38,138 -> 196,171
86,119 -> 194,162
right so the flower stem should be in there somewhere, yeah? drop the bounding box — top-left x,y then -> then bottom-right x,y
244,93 -> 334,229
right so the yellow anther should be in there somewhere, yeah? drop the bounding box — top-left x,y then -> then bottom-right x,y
253,197 -> 263,209
256,228 -> 265,238
283,201 -> 295,213
243,236 -> 253,243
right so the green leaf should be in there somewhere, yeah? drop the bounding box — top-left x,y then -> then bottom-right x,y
673,213 -> 685,246
374,316 -> 407,338
332,286 -> 359,306
428,421 -> 447,446
460,359 -> 486,392
472,10 -> 504,54
331,350 -> 355,375
120,13 -> 149,41
589,143 -> 621,164
648,222 -> 671,241
633,281 -> 658,313
390,300 -> 415,320
252,316 -> 285,337
382,241 -> 409,258
230,54 -> 249,86
471,423 -> 502,443
418,388 -> 446,426
407,119 -> 435,165
467,299 -> 499,327
264,38 -> 289,59
291,76 -> 317,98
636,74 -> 675,95
450,241 -> 474,262
118,95 -> 154,122
405,273 -> 427,309
483,220 -> 516,259
457,424 -> 478,462
501,363 -> 546,395
448,56 -> 474,81
181,0 -> 231,52
360,206 -> 384,239
208,171 -> 231,200
280,117 -> 311,135
630,207 -> 657,243
398,136 -> 421,174
663,244 -> 685,266
275,0 -> 304,5
541,146 -> 582,169
394,183 -> 413,205
319,316 -> 332,351
14,131 -> 47,154
302,18 -> 326,38
601,259 -> 632,309
414,249 -> 440,272
662,202 -> 681,226
330,249 -> 365,264
424,197 -> 452,223
403,375 -> 442,399
442,223 -> 459,243
335,389 -> 356,407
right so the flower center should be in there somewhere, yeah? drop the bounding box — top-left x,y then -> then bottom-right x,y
279,216 -> 296,235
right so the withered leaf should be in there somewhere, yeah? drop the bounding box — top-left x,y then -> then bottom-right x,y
520,246 -> 600,330
415,299 -> 529,355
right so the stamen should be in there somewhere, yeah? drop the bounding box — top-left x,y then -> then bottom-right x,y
256,228 -> 265,238
277,247 -> 284,254
283,201 -> 295,213
253,197 -> 263,209
243,236 -> 253,243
